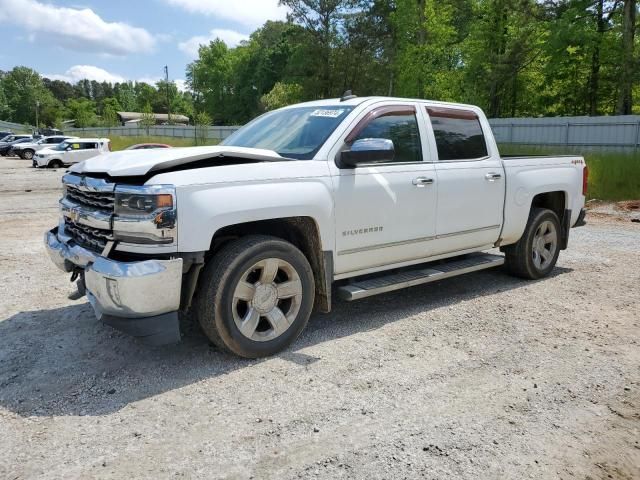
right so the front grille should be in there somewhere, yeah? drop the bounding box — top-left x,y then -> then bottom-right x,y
65,219 -> 114,252
65,185 -> 115,212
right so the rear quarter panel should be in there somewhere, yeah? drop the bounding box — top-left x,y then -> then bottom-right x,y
501,156 -> 586,245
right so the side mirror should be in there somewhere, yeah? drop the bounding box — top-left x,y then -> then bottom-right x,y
65,146 -> 73,151
339,138 -> 394,168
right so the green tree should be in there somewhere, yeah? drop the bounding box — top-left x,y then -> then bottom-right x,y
2,66 -> 56,124
194,111 -> 211,145
261,82 -> 304,110
101,97 -> 122,127
66,98 -> 98,127
140,102 -> 156,134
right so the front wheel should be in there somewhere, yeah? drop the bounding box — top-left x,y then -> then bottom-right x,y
504,208 -> 561,280
22,149 -> 34,160
193,235 -> 315,358
48,159 -> 63,168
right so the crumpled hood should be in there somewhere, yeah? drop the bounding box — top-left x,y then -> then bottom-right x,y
69,145 -> 285,177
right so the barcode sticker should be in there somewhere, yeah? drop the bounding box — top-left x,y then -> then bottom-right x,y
310,109 -> 345,118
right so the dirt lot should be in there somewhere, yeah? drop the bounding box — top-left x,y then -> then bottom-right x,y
0,156 -> 638,480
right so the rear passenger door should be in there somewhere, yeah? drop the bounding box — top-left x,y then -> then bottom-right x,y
426,106 -> 505,255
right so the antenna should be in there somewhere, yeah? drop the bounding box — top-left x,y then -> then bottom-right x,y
340,90 -> 357,102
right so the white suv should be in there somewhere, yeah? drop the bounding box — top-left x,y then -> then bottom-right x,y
33,138 -> 111,168
14,135 -> 78,160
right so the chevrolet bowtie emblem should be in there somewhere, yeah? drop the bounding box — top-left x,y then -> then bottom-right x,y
68,208 -> 81,222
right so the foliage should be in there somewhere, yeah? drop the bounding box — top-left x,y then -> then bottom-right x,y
66,98 -> 97,128
194,111 -> 212,145
140,102 -> 156,134
261,82 -> 304,110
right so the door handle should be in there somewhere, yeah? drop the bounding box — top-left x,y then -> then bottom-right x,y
412,177 -> 434,187
485,172 -> 502,181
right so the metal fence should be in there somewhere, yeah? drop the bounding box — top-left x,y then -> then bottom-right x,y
0,119 -> 30,132
66,125 -> 240,141
489,115 -> 640,151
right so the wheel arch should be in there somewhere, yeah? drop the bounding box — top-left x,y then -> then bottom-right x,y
207,217 -> 333,313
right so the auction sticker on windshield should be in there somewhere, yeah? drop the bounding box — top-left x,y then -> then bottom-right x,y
310,109 -> 346,118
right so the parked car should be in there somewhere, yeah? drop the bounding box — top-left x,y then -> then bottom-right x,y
45,96 -> 587,357
13,135 -> 79,160
0,134 -> 32,153
125,143 -> 172,150
0,131 -> 13,140
33,138 -> 111,168
0,137 -> 33,156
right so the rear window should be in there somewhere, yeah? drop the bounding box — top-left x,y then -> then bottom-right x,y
426,107 -> 488,160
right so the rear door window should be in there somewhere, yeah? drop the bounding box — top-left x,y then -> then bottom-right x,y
426,107 -> 488,161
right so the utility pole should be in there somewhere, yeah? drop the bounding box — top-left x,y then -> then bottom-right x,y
164,65 -> 171,124
35,100 -> 40,132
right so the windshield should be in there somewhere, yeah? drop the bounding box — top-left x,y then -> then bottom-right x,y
54,141 -> 71,151
222,106 -> 354,159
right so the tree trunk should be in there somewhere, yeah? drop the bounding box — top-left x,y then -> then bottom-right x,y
617,0 -> 636,114
588,0 -> 604,115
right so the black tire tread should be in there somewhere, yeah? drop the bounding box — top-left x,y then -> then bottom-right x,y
504,208 -> 561,280
193,234 -> 314,357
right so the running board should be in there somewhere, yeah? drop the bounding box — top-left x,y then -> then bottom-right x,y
337,253 -> 504,301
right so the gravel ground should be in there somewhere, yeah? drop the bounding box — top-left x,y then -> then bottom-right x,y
0,156 -> 638,480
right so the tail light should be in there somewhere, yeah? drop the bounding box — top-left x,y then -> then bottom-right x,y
582,165 -> 589,196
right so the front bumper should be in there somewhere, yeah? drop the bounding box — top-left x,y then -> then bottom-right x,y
45,227 -> 183,345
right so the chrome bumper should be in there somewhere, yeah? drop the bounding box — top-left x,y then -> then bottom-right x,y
45,227 -> 183,343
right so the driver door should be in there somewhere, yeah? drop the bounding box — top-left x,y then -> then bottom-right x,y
331,103 -> 438,276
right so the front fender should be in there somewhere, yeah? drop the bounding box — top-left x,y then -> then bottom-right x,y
175,178 -> 335,253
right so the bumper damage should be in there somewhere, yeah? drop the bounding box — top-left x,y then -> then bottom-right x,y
45,227 -> 183,345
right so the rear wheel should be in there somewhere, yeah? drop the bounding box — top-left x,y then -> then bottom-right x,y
194,235 -> 315,358
22,149 -> 34,160
48,159 -> 63,168
504,208 -> 561,279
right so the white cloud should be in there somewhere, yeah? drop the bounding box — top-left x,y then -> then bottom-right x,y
45,65 -> 125,84
175,79 -> 188,93
165,0 -> 287,28
0,0 -> 156,55
178,29 -> 248,58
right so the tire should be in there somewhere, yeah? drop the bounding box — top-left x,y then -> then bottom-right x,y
48,159 -> 63,168
194,235 -> 315,358
22,149 -> 34,160
504,208 -> 561,280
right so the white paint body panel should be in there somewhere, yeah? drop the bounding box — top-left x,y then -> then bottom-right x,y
69,97 -> 586,281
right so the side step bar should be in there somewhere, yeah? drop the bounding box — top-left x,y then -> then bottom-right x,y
337,253 -> 504,301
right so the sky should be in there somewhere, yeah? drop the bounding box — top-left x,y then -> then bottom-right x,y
0,0 -> 289,90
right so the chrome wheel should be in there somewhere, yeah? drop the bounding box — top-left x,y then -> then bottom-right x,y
231,258 -> 303,342
532,220 -> 557,270
23,150 -> 33,160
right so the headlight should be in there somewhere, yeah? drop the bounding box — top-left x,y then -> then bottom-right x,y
113,185 -> 177,245
115,192 -> 173,216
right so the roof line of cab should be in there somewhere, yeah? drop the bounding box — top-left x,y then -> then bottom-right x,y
281,96 -> 482,111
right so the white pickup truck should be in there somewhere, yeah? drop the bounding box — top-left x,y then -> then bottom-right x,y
45,96 -> 587,357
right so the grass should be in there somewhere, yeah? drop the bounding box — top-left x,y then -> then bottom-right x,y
108,136 -> 219,151
498,144 -> 640,201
